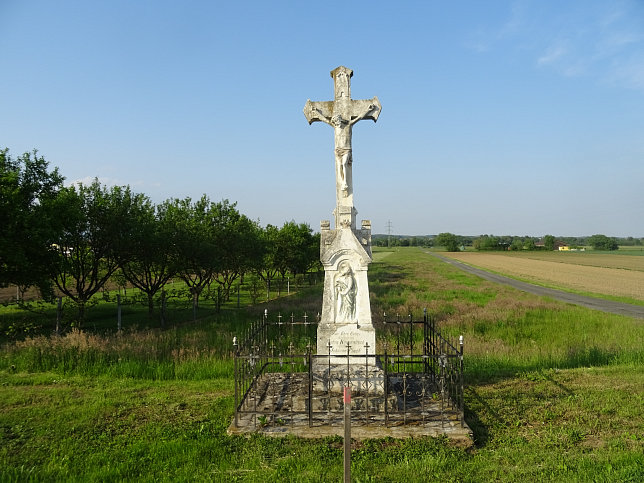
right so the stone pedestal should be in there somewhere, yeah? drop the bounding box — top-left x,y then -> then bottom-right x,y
317,219 -> 377,366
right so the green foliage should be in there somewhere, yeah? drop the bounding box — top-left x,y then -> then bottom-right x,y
543,234 -> 556,251
474,234 -> 503,251
435,232 -> 460,251
373,235 -> 434,248
49,180 -> 150,325
273,221 -> 319,277
120,197 -> 177,316
588,234 -> 619,251
0,148 -> 64,298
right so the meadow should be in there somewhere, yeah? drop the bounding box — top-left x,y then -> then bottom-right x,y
1,247 -> 642,481
441,249 -> 644,304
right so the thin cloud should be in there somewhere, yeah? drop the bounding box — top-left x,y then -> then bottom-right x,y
469,1 -> 644,90
66,176 -> 120,188
607,53 -> 644,90
537,42 -> 569,66
67,176 -> 161,193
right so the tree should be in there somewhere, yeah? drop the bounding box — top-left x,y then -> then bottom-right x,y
473,235 -> 501,251
436,232 -> 459,252
50,180 -> 148,325
274,222 -> 318,279
587,234 -> 619,251
164,196 -> 221,308
509,239 -> 524,251
523,238 -> 536,250
0,149 -> 64,298
120,199 -> 178,316
256,224 -> 280,290
543,235 -> 555,251
213,204 -> 263,301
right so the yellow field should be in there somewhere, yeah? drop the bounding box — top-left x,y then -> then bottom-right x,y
441,251 -> 644,301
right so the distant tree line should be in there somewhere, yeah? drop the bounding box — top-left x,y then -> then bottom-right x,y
374,231 -> 640,252
1,149 -> 319,325
471,234 -> 627,251
372,235 -> 435,248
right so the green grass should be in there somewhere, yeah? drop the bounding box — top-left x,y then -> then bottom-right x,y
0,275 -> 321,341
1,247 -> 643,481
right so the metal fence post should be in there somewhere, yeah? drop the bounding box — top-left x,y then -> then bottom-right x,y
459,335 -> 465,427
308,348 -> 313,427
384,349 -> 389,426
56,296 -> 62,335
117,294 -> 122,332
233,336 -> 239,427
344,386 -> 351,483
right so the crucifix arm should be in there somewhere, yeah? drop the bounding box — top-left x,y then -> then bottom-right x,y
348,96 -> 382,126
349,105 -> 377,126
303,100 -> 334,125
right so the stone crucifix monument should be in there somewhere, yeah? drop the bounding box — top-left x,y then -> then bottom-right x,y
304,66 -> 381,364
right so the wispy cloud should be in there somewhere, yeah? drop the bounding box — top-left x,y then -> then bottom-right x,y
463,0 -> 530,53
607,53 -> 644,90
466,1 -> 644,90
67,176 -> 121,188
537,42 -> 568,66
66,176 -> 157,190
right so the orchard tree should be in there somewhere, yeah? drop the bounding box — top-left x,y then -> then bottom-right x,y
274,221 -> 318,278
256,224 -> 280,290
0,149 -> 64,298
120,199 -> 178,316
164,196 -> 221,307
213,203 -> 264,300
50,180 -> 149,325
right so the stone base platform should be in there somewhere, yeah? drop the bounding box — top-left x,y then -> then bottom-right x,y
228,372 -> 473,445
312,362 -> 385,395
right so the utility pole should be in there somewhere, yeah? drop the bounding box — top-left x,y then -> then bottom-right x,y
386,220 -> 393,248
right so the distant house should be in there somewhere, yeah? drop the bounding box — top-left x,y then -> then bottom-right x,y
535,239 -> 568,251
555,241 -> 569,251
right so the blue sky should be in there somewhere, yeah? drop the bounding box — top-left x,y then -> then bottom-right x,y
2,0 -> 643,237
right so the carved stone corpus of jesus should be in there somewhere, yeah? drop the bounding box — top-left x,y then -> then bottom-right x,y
303,66 -> 381,198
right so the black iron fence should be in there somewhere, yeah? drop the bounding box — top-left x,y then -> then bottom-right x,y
233,310 -> 464,429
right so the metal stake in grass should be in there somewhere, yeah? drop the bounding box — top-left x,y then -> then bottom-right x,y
344,386 -> 351,483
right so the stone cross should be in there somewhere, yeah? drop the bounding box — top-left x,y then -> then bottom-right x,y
304,66 -> 380,366
303,66 -> 381,228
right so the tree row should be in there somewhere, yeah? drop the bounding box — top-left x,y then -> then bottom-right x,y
1,149 -> 319,325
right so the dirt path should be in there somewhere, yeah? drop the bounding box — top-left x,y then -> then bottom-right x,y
429,253 -> 644,320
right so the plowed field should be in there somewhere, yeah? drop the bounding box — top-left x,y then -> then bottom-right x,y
441,252 -> 644,301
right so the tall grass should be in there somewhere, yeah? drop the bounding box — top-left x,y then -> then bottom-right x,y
1,283 -> 324,380
1,247 -> 642,481
369,248 -> 644,383
0,315 -> 241,380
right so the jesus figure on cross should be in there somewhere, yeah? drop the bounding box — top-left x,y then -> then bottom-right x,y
303,66 -> 381,201
309,107 -> 378,192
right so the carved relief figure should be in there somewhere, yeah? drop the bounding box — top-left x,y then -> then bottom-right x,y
334,260 -> 357,322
